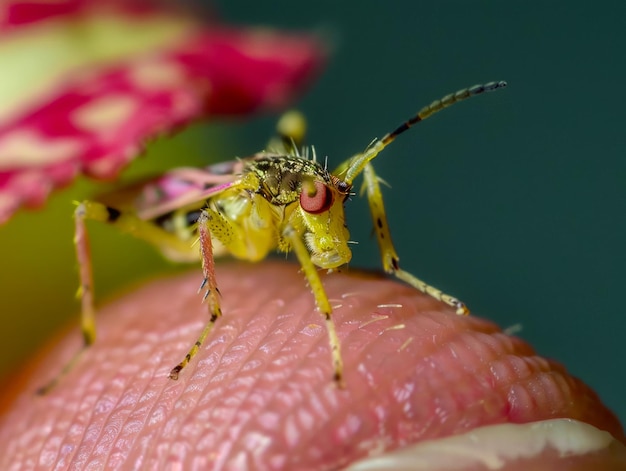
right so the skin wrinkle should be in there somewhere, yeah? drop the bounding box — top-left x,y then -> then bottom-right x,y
277,347 -> 340,464
232,326 -> 321,439
196,292 -> 317,466
110,294 -> 190,468
228,313 -> 331,467
268,332 -> 334,465
175,285 -> 323,469
56,373 -> 99,468
233,290 -> 326,466
0,262 -> 623,470
104,372 -> 154,467
275,284 -> 408,464
112,354 -> 162,466
204,344 -> 277,465
79,317 -> 147,468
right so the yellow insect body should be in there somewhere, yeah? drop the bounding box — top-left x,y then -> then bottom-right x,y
39,81 -> 506,393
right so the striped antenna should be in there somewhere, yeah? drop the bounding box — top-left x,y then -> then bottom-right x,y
342,81 -> 507,185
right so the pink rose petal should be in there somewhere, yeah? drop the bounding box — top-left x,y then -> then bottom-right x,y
1,0 -> 167,30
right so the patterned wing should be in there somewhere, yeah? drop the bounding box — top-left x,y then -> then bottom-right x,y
130,160 -> 245,220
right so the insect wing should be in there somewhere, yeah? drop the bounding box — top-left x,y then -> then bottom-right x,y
133,163 -> 244,220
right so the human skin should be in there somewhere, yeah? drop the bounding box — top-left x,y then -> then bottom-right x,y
0,262 -> 624,470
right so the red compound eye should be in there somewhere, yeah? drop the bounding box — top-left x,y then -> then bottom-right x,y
300,181 -> 333,214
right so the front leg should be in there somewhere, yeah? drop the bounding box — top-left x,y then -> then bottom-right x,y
282,224 -> 345,387
169,208 -> 228,380
362,163 -> 469,315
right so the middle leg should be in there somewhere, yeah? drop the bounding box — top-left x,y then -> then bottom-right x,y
362,163 -> 469,315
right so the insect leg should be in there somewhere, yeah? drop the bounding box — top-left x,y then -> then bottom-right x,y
38,200 -> 196,394
283,224 -> 345,388
266,110 -> 307,155
75,200 -> 194,338
74,201 -> 97,347
169,208 -> 226,380
74,200 -> 201,340
362,163 -> 469,316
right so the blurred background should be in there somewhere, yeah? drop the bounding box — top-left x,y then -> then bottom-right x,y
1,0 -> 624,427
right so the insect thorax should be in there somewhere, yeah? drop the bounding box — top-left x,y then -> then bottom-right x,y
246,154 -> 334,205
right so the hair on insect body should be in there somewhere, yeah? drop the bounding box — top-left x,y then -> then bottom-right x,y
38,81 -> 507,393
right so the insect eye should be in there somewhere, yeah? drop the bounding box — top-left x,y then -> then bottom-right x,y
300,181 -> 333,214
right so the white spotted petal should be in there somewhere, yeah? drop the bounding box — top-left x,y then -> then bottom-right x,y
0,0 -> 326,223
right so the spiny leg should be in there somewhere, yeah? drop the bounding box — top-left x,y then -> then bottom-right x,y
169,209 -> 224,380
283,224 -> 345,387
362,163 -> 469,315
38,200 -> 198,394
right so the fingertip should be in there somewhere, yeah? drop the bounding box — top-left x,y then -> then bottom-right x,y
0,262 -> 622,470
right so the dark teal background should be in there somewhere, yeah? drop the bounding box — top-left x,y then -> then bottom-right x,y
215,2 -> 626,426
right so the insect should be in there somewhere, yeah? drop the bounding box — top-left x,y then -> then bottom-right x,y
40,81 -> 506,393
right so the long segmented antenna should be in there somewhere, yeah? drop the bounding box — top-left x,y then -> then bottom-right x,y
342,80 -> 507,185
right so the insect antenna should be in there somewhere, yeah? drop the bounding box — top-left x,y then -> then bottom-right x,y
341,80 -> 507,185
380,81 -> 507,147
